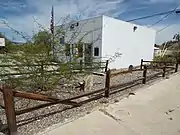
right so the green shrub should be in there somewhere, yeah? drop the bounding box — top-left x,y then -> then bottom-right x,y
152,55 -> 176,67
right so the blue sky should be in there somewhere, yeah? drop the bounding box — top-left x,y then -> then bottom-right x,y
0,0 -> 180,44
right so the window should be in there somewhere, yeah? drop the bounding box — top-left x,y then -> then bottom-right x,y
76,22 -> 79,26
70,24 -> 74,30
94,47 -> 99,56
133,26 -> 137,32
70,22 -> 79,30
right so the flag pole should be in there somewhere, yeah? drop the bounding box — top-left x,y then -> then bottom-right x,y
50,6 -> 55,56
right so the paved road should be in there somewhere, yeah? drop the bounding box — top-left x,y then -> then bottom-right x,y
38,73 -> 180,135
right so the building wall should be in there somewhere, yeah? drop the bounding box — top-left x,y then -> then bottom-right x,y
154,48 -> 161,57
54,16 -> 103,62
55,15 -> 156,69
102,16 -> 156,69
0,38 -> 5,47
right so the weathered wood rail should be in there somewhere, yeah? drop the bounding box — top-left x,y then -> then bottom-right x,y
110,68 -> 142,78
0,60 -> 109,77
0,59 -> 178,135
140,59 -> 178,70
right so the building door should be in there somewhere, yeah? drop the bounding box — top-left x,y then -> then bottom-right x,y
84,43 -> 92,67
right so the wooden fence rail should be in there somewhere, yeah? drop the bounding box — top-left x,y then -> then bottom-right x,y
0,61 -> 108,68
140,59 -> 178,72
0,59 -> 178,135
0,60 -> 109,77
110,68 -> 142,78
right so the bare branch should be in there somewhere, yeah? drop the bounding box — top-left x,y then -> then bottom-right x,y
32,17 -> 50,32
1,20 -> 31,42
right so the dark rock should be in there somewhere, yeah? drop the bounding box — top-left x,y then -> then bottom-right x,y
168,109 -> 175,113
128,65 -> 134,71
114,99 -> 119,103
128,92 -> 135,96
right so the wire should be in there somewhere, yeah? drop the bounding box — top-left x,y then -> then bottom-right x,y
148,14 -> 172,28
156,23 -> 173,33
126,10 -> 178,22
148,4 -> 180,28
156,14 -> 180,34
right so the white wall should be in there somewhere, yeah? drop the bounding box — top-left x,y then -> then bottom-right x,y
102,16 -> 156,69
55,15 -> 156,69
0,38 -> 5,47
55,16 -> 103,61
154,48 -> 161,57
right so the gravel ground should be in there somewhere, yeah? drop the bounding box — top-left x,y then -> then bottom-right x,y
0,68 -> 177,135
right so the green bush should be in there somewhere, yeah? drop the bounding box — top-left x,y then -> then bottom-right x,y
153,55 -> 176,62
172,50 -> 180,64
152,55 -> 176,67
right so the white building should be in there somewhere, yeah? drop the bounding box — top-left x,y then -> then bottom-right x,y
0,38 -> 5,53
154,47 -> 161,57
55,15 -> 156,69
0,38 -> 5,47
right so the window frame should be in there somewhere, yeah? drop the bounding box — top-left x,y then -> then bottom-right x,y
94,47 -> 99,56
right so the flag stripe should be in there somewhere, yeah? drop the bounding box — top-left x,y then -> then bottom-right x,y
50,6 -> 54,34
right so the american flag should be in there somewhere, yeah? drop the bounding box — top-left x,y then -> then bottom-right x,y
50,6 -> 54,34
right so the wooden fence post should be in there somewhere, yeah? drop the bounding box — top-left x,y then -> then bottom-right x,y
162,63 -> 166,77
140,59 -> 143,70
175,63 -> 178,72
142,65 -> 147,84
2,86 -> 18,135
105,60 -> 109,72
105,69 -> 110,98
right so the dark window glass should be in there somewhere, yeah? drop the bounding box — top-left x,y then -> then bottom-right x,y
70,24 -> 74,30
94,47 -> 99,56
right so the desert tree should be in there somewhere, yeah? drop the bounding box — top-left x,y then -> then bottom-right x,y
172,33 -> 180,63
0,14 -> 108,91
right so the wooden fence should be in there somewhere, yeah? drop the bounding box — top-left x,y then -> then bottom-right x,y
0,60 -> 109,77
140,59 -> 179,70
0,59 -> 179,135
104,59 -> 178,98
